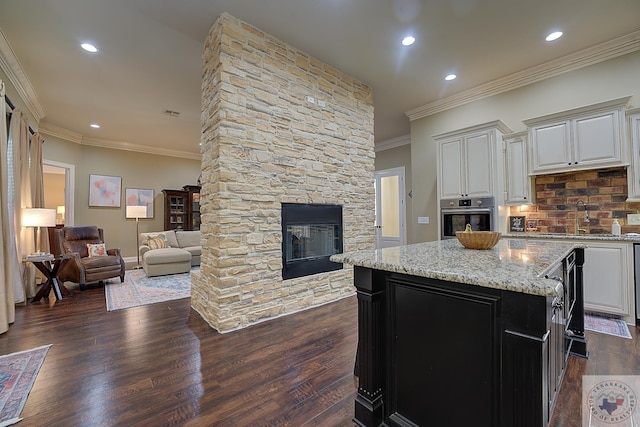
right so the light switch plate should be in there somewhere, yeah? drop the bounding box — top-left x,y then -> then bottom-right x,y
418,216 -> 429,224
628,214 -> 640,225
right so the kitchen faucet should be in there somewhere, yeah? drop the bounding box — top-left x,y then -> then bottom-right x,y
575,200 -> 590,234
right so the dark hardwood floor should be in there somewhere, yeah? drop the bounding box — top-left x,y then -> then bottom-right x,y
0,284 -> 638,426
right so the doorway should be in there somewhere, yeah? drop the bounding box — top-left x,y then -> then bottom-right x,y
43,160 -> 75,226
375,167 -> 406,249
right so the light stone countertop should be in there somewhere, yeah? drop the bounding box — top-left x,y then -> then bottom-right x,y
503,232 -> 640,242
331,238 -> 583,297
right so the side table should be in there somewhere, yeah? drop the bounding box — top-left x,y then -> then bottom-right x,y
27,254 -> 71,303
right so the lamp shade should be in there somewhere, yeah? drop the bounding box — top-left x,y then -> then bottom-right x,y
126,205 -> 148,219
22,208 -> 56,227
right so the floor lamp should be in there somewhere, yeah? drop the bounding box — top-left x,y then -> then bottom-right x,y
22,208 -> 56,255
126,205 -> 148,269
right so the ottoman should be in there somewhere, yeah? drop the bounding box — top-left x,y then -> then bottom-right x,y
142,247 -> 192,277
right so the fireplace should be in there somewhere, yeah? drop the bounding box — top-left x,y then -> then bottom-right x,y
281,203 -> 343,280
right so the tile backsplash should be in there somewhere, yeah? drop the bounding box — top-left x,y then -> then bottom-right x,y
509,167 -> 640,235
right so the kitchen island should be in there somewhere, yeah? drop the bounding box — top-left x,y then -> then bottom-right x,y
331,238 -> 587,427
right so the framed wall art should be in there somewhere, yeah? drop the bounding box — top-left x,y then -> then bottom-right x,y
509,216 -> 526,232
89,174 -> 121,207
125,188 -> 154,219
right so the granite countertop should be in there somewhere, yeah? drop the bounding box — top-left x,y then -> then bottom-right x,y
503,233 -> 640,242
331,238 -> 582,297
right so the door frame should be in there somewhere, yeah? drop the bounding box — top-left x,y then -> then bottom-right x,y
375,166 -> 406,249
43,159 -> 75,226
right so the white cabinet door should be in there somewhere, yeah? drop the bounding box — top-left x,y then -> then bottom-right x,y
504,133 -> 531,204
464,132 -> 493,198
439,138 -> 464,199
625,110 -> 640,200
573,110 -> 622,167
529,121 -> 571,173
583,243 -> 630,316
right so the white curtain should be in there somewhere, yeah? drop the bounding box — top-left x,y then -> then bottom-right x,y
30,133 -> 48,255
0,80 -> 17,333
8,109 -> 35,301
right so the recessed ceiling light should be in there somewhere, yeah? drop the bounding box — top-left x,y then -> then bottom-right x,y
402,36 -> 415,46
81,43 -> 98,53
445,74 -> 457,81
90,123 -> 100,129
545,31 -> 563,42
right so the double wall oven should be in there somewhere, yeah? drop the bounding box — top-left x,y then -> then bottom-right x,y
440,197 -> 495,239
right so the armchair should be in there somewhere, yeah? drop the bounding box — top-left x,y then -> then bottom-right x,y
54,226 -> 125,290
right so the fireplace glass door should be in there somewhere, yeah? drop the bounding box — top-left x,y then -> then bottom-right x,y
281,203 -> 343,280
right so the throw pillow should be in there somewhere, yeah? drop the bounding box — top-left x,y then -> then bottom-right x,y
146,236 -> 166,250
87,243 -> 107,257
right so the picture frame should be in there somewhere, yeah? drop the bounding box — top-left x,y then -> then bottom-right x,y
527,219 -> 538,232
509,216 -> 526,232
89,174 -> 121,207
125,188 -> 154,219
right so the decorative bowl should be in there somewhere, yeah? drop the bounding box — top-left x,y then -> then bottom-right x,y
455,231 -> 501,250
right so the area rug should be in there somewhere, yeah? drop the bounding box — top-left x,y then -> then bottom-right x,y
0,344 -> 51,427
584,313 -> 632,339
105,268 -> 195,311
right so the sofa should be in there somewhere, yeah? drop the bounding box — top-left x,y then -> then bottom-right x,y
139,230 -> 201,277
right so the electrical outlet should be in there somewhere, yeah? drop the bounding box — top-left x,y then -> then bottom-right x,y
318,100 -> 326,107
628,214 -> 640,225
306,96 -> 315,104
418,216 -> 429,224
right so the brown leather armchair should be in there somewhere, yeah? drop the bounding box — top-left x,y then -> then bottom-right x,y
54,226 -> 125,290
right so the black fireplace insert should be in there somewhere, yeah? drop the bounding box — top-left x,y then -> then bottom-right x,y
281,203 -> 343,280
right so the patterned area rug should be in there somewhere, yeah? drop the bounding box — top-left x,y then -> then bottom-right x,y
0,345 -> 51,427
584,313 -> 632,339
105,268 -> 194,311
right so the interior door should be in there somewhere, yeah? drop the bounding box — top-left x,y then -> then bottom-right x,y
375,167 -> 406,249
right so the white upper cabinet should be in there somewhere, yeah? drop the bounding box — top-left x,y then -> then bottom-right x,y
504,132 -> 532,205
525,97 -> 630,175
626,108 -> 640,200
436,120 -> 510,201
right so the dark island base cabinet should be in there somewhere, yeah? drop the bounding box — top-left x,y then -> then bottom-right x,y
353,248 -> 586,427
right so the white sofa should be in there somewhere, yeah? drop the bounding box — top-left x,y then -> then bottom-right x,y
139,230 -> 201,277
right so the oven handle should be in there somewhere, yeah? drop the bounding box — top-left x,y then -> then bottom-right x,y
441,208 -> 493,215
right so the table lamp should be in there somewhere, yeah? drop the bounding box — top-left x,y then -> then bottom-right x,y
22,208 -> 56,255
126,205 -> 148,269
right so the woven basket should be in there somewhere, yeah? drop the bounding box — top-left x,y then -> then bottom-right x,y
455,231 -> 501,250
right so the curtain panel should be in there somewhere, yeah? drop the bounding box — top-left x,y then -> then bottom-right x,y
0,80 -> 17,333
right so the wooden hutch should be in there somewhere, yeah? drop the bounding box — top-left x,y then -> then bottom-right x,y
162,185 -> 200,231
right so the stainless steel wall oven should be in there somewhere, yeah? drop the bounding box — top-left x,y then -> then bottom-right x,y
440,197 -> 495,239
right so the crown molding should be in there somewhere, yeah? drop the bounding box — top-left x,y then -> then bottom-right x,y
375,134 -> 411,152
406,30 -> 640,122
81,136 -> 201,160
39,122 -> 200,160
39,122 -> 83,143
0,28 -> 46,120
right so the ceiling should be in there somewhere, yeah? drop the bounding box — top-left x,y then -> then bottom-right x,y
1,0 -> 639,159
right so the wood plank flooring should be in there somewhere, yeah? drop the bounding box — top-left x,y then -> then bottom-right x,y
0,284 -> 638,426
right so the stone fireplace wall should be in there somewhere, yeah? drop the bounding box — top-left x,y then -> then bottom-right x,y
191,13 -> 375,332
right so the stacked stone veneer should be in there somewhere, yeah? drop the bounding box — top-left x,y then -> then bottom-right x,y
191,13 -> 375,333
509,167 -> 640,234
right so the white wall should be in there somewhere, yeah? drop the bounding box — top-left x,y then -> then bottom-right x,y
410,51 -> 640,243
